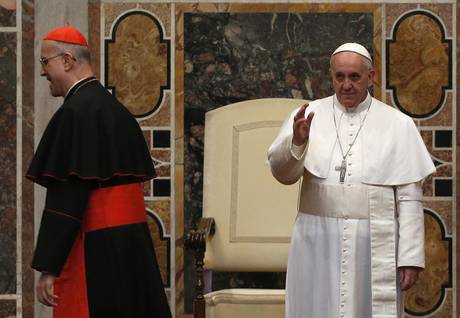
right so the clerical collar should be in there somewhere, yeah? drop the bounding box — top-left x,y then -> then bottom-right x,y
333,93 -> 372,114
64,76 -> 97,101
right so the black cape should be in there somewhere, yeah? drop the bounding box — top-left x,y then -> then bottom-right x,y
28,78 -> 171,317
27,77 -> 156,187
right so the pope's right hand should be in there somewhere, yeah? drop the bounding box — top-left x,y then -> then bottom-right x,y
292,104 -> 314,146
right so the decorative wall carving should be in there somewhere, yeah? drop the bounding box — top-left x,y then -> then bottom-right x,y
387,11 -> 452,118
105,11 -> 170,118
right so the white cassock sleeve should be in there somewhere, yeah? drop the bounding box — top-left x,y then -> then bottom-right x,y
395,182 -> 425,269
267,133 -> 307,185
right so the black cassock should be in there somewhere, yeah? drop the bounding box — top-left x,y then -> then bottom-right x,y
27,77 -> 171,318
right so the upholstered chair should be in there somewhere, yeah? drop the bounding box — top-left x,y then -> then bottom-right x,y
186,98 -> 308,318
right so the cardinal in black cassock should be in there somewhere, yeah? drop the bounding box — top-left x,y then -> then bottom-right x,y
28,25 -> 171,318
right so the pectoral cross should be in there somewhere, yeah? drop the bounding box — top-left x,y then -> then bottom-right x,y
335,159 -> 347,183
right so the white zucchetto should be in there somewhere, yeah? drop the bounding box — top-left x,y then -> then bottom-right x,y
332,43 -> 372,62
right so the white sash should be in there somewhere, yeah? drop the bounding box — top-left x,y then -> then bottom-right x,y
299,182 -> 399,317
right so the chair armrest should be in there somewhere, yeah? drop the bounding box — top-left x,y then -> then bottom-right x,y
185,217 -> 216,318
197,217 -> 216,240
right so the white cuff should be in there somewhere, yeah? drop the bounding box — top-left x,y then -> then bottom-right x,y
396,182 -> 425,268
396,182 -> 423,202
290,140 -> 307,160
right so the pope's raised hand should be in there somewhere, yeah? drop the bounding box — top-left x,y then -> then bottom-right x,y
292,104 -> 314,146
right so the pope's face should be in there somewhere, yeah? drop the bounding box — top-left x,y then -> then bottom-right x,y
330,52 -> 374,108
40,41 -> 67,97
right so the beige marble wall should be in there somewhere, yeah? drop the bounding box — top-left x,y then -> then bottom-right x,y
388,14 -> 449,116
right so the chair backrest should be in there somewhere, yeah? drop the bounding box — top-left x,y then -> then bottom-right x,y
203,98 -> 308,271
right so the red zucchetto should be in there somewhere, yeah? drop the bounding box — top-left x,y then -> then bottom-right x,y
43,25 -> 88,47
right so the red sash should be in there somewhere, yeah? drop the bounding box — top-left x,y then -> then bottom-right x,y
53,183 -> 147,318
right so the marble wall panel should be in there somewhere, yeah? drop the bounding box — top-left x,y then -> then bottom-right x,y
373,5 -> 383,95
0,205 -> 16,294
428,291 -> 453,318
143,129 -> 152,150
0,300 -> 16,318
385,4 -> 417,37
176,3 -> 378,15
148,213 -> 171,287
175,245 -> 184,315
419,93 -> 453,127
387,11 -> 451,118
432,151 -> 452,164
139,95 -> 171,127
89,0 -> 101,80
435,164 -> 453,177
174,164 -> 184,316
22,1 -> 36,316
174,6 -> 186,311
420,131 -> 433,152
420,130 -> 453,164
156,165 -> 171,177
405,211 -> 452,316
456,5 -> 460,315
0,1 -> 15,27
422,177 -> 434,197
144,179 -> 152,197
103,2 -> 171,38
0,32 -> 17,295
420,3 -> 453,37
423,201 -> 452,235
146,200 -> 171,234
152,149 -> 171,163
421,130 -> 453,161
106,12 -> 169,117
165,290 -> 171,305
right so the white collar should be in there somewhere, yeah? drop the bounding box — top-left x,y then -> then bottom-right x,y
333,93 -> 372,114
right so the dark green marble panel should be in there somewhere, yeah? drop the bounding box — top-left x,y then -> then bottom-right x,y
0,32 -> 17,294
0,300 -> 16,317
0,5 -> 15,27
183,12 -> 373,313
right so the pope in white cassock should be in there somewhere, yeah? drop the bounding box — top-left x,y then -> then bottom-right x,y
267,43 -> 436,318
